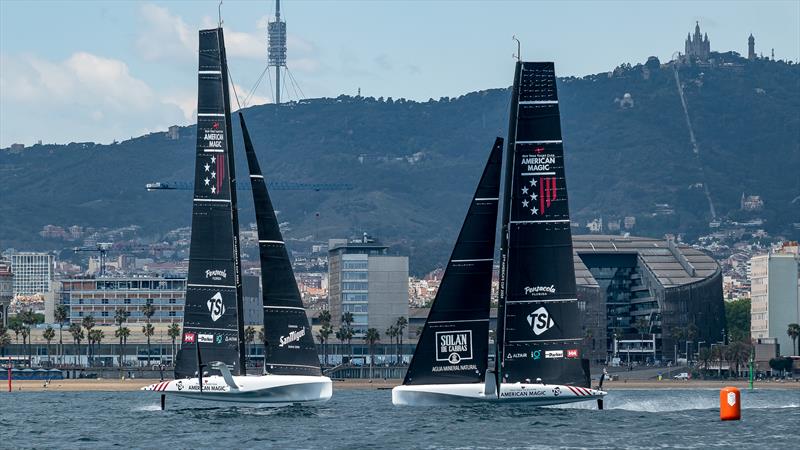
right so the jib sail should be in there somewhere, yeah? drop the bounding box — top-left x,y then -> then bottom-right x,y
175,28 -> 246,379
402,139 -> 503,385
496,62 -> 590,388
239,113 -> 322,376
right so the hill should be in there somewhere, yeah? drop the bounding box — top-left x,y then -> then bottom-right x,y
1,53 -> 798,274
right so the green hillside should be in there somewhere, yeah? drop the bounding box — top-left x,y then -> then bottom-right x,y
1,54 -> 798,274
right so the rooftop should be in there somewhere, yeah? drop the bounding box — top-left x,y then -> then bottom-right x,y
573,235 -> 720,288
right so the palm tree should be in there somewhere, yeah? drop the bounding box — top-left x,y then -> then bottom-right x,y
142,323 -> 155,367
20,309 -> 38,366
81,315 -> 96,366
68,323 -> 84,366
787,323 -> 800,356
317,324 -> 333,367
363,328 -> 380,380
318,310 -> 332,327
88,329 -> 104,365
54,304 -> 68,366
385,325 -> 398,364
114,308 -> 130,369
0,326 -> 11,357
245,326 -> 256,366
167,323 -> 181,366
698,347 -> 712,374
142,300 -> 156,366
395,316 -> 408,364
115,326 -> 131,372
21,327 -> 30,367
9,322 -> 23,349
43,326 -> 55,364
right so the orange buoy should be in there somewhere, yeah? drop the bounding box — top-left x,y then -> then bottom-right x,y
720,386 -> 741,421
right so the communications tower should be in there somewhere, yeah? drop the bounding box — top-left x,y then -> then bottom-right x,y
267,0 -> 287,104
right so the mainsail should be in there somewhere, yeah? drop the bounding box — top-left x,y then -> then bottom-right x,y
495,62 -> 590,388
175,28 -> 246,379
239,113 -> 322,376
402,139 -> 503,385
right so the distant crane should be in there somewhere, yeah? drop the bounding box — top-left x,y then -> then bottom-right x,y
73,243 -> 113,277
145,181 -> 353,192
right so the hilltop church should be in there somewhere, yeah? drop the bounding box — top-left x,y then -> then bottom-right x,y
685,21 -> 711,61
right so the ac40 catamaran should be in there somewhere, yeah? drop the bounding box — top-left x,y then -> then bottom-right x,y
392,61 -> 607,407
142,27 -> 330,407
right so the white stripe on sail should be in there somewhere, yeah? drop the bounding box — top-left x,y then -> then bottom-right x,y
194,198 -> 231,203
187,283 -> 236,289
264,306 -> 306,311
259,240 -> 284,244
198,70 -> 222,75
203,149 -> 224,153
427,319 -> 490,324
505,298 -> 577,304
450,258 -> 493,263
249,175 -> 264,179
474,197 -> 499,201
509,219 -> 570,224
519,100 -> 558,105
516,140 -> 562,145
197,113 -> 225,117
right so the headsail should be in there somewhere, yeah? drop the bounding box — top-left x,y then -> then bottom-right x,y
402,139 -> 503,385
175,28 -> 246,379
496,62 -> 590,388
239,113 -> 322,376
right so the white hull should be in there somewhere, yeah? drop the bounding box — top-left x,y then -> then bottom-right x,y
392,382 -> 605,406
142,374 -> 332,404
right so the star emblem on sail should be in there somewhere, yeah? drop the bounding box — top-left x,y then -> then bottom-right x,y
521,175 -> 557,216
203,154 -> 225,195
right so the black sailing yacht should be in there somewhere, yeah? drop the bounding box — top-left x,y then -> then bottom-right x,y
143,27 -> 331,405
393,62 -> 606,406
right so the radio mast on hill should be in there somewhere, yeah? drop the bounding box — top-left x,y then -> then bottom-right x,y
268,0 -> 287,104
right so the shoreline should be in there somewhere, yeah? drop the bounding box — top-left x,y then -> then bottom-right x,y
4,378 -> 798,392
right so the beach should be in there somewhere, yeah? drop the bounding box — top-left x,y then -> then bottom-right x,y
6,377 -> 799,392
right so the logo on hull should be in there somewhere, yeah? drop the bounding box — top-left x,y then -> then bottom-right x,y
527,306 -> 555,335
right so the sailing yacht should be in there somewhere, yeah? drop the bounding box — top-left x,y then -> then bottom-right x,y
142,27 -> 331,406
393,62 -> 607,406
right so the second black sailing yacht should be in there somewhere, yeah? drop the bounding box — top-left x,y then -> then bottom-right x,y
143,26 -> 330,405
393,62 -> 606,406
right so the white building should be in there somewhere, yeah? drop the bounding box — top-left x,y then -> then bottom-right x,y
10,252 -> 53,297
750,250 -> 800,356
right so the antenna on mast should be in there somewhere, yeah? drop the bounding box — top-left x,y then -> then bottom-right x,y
218,0 -> 224,27
512,35 -> 521,61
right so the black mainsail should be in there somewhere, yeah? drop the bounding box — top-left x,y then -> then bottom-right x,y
402,139 -> 503,385
175,28 -> 246,379
495,62 -> 590,388
239,113 -> 322,376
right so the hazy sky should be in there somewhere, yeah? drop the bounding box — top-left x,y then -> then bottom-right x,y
1,0 -> 798,147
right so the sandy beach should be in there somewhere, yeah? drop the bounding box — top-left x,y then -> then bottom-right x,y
5,378 -> 798,392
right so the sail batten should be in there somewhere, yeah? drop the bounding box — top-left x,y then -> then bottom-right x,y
402,138 -> 503,386
175,28 -> 246,379
239,112 -> 322,376
496,62 -> 590,388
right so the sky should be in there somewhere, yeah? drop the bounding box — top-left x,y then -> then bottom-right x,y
1,0 -> 798,147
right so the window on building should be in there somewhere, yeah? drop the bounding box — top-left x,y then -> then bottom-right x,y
101,298 -> 109,304
101,311 -> 109,317
169,311 -> 176,317
124,298 -> 131,304
342,282 -> 368,291
343,271 -> 369,281
169,298 -> 176,304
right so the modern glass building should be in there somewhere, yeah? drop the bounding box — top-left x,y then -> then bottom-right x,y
60,276 -> 186,325
328,236 -> 408,337
573,235 -> 725,364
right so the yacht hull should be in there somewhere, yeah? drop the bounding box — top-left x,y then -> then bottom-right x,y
392,383 -> 605,406
142,374 -> 332,404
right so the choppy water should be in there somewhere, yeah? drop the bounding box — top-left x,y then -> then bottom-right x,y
1,388 -> 797,448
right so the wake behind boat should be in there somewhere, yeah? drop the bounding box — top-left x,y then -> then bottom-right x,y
142,26 -> 330,407
393,60 -> 606,407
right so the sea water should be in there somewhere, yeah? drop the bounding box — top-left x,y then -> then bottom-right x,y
0,388 -> 797,448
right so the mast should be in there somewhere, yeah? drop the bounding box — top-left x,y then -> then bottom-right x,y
495,62 -> 589,388
402,139 -> 503,386
174,27 -> 246,379
239,112 -> 322,376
